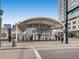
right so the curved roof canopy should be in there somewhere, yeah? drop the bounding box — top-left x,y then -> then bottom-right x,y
17,17 -> 63,32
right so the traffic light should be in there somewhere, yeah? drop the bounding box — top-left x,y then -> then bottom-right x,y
8,28 -> 11,42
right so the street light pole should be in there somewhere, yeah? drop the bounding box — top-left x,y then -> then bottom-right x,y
65,0 -> 68,44
0,0 -> 4,47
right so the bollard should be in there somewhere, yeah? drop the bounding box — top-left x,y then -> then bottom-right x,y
0,41 -> 1,47
12,39 -> 16,47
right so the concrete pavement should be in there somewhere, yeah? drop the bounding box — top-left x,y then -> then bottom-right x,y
0,38 -> 79,49
0,38 -> 79,59
0,49 -> 37,59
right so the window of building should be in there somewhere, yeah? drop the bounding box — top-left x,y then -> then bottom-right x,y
27,24 -> 32,28
68,23 -> 71,25
68,27 -> 71,29
73,21 -> 76,24
46,25 -> 51,28
73,26 -> 76,29
33,24 -> 39,28
40,24 -> 45,28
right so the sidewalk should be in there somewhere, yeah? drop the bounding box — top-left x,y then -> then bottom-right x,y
0,38 -> 79,50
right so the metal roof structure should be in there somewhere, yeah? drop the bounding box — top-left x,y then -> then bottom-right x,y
17,17 -> 63,32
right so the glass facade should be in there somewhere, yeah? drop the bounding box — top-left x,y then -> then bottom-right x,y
4,24 -> 11,30
22,24 -> 53,41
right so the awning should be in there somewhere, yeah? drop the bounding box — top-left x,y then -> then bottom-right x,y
17,17 -> 63,32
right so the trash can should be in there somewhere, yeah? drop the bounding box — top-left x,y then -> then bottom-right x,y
12,39 -> 16,47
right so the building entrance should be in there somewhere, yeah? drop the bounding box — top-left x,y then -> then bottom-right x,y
17,17 -> 63,41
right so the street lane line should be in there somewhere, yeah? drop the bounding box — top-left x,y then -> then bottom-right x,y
34,49 -> 42,59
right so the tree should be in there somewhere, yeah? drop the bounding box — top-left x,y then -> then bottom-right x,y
1,32 -> 6,39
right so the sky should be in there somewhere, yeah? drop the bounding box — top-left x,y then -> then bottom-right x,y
1,0 -> 58,25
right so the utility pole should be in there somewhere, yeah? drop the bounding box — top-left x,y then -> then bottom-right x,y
0,0 -> 4,47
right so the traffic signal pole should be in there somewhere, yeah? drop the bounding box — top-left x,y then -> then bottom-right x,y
65,0 -> 68,44
65,0 -> 79,44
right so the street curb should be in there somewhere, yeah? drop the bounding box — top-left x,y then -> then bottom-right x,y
0,47 -> 31,50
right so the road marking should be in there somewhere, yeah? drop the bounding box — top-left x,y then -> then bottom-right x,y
34,49 -> 42,59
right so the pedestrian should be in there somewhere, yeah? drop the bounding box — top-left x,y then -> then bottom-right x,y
58,35 -> 60,41
30,35 -> 33,41
61,34 -> 64,43
55,34 -> 57,41
22,36 -> 24,41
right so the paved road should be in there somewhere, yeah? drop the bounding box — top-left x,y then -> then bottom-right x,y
0,38 -> 79,59
0,47 -> 79,59
0,49 -> 37,59
38,48 -> 79,59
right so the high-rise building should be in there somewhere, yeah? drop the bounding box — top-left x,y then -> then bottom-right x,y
4,24 -> 11,30
59,0 -> 79,38
12,25 -> 16,29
